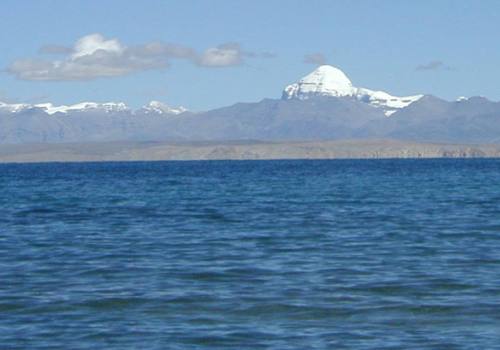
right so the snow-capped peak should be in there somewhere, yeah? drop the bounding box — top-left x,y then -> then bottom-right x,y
282,65 -> 423,116
142,101 -> 187,115
282,65 -> 356,99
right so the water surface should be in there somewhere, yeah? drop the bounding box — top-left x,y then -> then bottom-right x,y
1,159 -> 500,349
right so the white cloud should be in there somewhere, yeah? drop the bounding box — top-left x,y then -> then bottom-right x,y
71,33 -> 124,59
7,34 -> 273,81
196,43 -> 243,67
8,34 -> 170,81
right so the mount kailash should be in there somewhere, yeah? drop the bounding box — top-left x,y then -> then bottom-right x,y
1,65 -> 499,144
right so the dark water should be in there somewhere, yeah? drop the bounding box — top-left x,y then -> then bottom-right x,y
1,159 -> 500,349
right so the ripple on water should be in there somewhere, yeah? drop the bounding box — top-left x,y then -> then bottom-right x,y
1,159 -> 500,349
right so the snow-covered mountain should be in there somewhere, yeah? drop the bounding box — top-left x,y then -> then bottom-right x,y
0,100 -> 186,116
141,101 -> 187,115
282,65 -> 423,116
2,64 -> 500,144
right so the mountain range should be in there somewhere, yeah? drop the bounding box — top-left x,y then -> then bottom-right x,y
1,65 -> 500,144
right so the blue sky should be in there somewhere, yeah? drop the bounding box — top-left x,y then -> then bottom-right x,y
1,0 -> 499,110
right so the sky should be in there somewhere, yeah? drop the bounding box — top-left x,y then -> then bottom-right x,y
1,0 -> 500,111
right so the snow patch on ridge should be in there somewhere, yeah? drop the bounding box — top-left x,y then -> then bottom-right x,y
0,101 -> 31,113
0,101 -> 129,115
142,101 -> 187,115
0,100 -> 187,116
35,102 -> 129,115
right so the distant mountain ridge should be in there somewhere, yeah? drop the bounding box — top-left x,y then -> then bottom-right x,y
0,100 -> 187,116
1,65 -> 500,144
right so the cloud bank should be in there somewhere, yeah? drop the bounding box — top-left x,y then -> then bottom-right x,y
7,34 -> 270,81
197,43 -> 244,67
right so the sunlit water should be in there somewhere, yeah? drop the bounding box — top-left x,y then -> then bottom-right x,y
1,159 -> 500,349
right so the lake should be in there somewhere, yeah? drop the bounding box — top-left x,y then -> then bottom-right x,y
1,159 -> 499,349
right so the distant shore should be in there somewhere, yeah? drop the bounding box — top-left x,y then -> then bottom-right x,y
1,139 -> 500,163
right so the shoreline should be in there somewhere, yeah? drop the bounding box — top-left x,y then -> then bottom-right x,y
1,139 -> 500,163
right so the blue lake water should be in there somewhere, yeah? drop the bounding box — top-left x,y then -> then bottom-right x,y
1,159 -> 500,349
